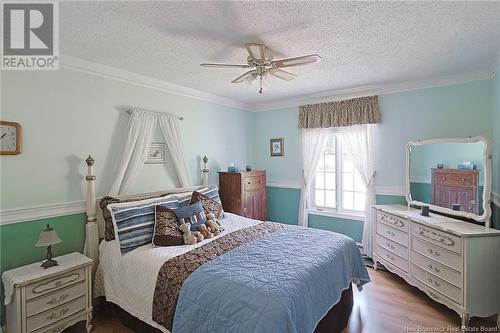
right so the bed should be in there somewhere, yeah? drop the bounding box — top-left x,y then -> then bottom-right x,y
83,157 -> 370,333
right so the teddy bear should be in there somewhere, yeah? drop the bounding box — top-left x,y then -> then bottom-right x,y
198,224 -> 213,239
192,230 -> 204,243
179,222 -> 197,245
206,213 -> 223,235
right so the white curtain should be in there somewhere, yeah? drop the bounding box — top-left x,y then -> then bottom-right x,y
158,115 -> 192,187
109,110 -> 156,195
298,128 -> 328,227
340,124 -> 376,257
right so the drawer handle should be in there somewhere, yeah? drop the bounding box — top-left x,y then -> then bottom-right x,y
386,254 -> 395,261
47,308 -> 69,320
386,243 -> 395,250
427,248 -> 441,257
32,272 -> 80,294
418,228 -> 455,247
442,177 -> 446,181
426,277 -> 440,287
380,214 -> 404,228
386,230 -> 396,237
47,293 -> 69,305
426,264 -> 441,273
429,291 -> 440,300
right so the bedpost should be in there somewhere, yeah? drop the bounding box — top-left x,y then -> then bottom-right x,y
84,155 -> 99,274
202,155 -> 209,186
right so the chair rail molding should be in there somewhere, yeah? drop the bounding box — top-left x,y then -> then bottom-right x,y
0,201 -> 86,225
266,180 -> 405,196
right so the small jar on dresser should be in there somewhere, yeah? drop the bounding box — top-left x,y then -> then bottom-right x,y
2,252 -> 93,333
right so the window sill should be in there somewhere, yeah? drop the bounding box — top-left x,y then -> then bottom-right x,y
308,208 -> 365,222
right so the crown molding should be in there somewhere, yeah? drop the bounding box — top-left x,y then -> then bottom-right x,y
249,70 -> 494,111
59,54 -> 252,111
0,201 -> 86,225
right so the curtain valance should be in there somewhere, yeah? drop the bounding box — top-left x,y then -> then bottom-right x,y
298,95 -> 381,128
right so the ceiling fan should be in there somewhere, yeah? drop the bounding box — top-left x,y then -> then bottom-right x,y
200,43 -> 321,94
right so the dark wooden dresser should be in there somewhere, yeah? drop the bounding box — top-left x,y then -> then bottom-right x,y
431,168 -> 479,214
218,170 -> 267,220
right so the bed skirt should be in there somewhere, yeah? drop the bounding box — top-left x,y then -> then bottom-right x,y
97,284 -> 354,333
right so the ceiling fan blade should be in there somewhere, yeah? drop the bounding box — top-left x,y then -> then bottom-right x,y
268,68 -> 297,81
200,63 -> 251,69
232,70 -> 256,83
245,43 -> 266,64
271,54 -> 321,68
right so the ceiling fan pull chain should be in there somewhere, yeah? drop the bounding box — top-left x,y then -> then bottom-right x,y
259,75 -> 263,94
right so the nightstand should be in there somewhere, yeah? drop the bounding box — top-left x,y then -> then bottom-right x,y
2,252 -> 93,333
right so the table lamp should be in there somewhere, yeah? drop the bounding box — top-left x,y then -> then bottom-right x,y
35,224 -> 62,269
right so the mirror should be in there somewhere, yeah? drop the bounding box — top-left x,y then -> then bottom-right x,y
406,136 -> 492,225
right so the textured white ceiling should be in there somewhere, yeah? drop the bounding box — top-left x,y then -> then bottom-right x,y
60,1 -> 500,107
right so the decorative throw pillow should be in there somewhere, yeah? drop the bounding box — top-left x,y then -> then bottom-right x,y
173,202 -> 207,231
108,196 -> 180,254
190,191 -> 224,219
152,205 -> 184,247
100,192 -> 172,241
177,187 -> 208,208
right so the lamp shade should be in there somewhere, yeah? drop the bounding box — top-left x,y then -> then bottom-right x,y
35,224 -> 62,247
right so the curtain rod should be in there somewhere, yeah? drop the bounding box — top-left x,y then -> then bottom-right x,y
126,108 -> 184,121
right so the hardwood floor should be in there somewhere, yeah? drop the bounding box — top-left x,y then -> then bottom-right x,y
66,268 -> 497,333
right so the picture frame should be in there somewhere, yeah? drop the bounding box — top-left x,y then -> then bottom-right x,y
270,138 -> 284,157
145,142 -> 166,164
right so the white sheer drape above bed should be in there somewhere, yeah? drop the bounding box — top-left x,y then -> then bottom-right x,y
109,109 -> 191,195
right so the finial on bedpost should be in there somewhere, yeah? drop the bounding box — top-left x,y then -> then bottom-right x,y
85,155 -> 96,223
202,155 -> 209,186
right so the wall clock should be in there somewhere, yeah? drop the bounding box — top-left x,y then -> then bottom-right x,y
0,121 -> 22,155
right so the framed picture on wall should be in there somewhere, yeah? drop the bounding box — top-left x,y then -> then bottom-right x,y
145,142 -> 166,164
270,138 -> 284,157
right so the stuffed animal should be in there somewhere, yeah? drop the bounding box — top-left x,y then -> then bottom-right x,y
206,213 -> 223,235
206,219 -> 221,236
198,224 -> 213,239
192,231 -> 204,242
179,222 -> 197,245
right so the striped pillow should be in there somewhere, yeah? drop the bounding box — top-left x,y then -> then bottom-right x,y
173,202 -> 207,231
108,196 -> 180,254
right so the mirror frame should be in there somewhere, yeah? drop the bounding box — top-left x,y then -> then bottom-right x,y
405,136 -> 492,226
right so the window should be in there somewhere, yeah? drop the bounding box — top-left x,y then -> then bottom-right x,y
313,133 -> 366,216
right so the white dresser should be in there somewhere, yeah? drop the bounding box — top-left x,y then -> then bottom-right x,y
372,204 -> 500,328
2,253 -> 93,333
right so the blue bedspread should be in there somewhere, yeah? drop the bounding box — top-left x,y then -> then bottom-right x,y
172,224 -> 370,333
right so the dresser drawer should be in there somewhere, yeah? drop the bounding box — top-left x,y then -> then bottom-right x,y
376,244 -> 408,272
411,251 -> 462,287
25,268 -> 85,301
27,282 -> 86,317
376,222 -> 408,247
376,234 -> 408,260
27,296 -> 86,332
377,211 -> 409,232
435,173 -> 474,186
412,237 -> 462,271
412,223 -> 461,254
411,264 -> 462,304
243,176 -> 266,190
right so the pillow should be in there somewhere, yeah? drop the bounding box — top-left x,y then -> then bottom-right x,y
173,202 -> 207,231
190,191 -> 224,219
189,186 -> 225,219
177,187 -> 208,208
108,196 -> 180,254
152,205 -> 184,247
100,192 -> 172,241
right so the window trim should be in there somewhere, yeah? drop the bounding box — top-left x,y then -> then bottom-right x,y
311,131 -> 366,218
